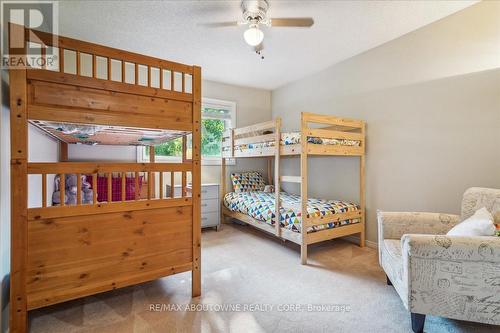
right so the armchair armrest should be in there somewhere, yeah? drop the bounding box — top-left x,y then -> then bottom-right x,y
377,211 -> 460,240
401,234 -> 500,263
401,234 -> 500,323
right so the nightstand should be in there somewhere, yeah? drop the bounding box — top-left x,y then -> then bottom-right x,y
166,183 -> 220,231
199,183 -> 220,230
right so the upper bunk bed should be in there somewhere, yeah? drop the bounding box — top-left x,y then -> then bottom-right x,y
8,23 -> 201,332
221,112 -> 365,158
23,26 -> 196,132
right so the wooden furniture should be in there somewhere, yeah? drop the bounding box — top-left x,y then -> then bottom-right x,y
8,24 -> 201,333
167,184 -> 220,230
220,112 -> 366,264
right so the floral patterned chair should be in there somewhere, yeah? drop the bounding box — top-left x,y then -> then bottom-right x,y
377,187 -> 500,332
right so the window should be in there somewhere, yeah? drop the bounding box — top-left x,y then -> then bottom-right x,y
138,98 -> 236,165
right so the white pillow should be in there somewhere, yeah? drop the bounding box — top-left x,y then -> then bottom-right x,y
447,207 -> 496,236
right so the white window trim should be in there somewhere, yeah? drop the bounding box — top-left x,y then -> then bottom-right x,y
137,97 -> 236,165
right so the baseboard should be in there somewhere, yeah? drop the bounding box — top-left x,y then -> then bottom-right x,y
343,235 -> 378,249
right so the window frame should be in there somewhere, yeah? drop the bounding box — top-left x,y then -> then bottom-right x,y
137,97 -> 236,165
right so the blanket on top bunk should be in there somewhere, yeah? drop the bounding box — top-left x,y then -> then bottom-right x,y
224,191 -> 360,233
225,132 -> 360,153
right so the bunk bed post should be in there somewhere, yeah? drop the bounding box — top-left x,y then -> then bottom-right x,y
220,156 -> 226,226
274,118 -> 281,237
181,135 -> 187,162
300,113 -> 308,264
60,142 -> 68,161
220,128 -> 233,227
9,23 -> 29,332
359,122 -> 366,247
149,145 -> 155,198
267,158 -> 272,185
230,127 -> 234,156
191,65 -> 202,297
60,142 -> 68,205
181,136 -> 187,197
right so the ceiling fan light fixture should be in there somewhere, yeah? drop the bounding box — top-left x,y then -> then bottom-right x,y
243,25 -> 264,46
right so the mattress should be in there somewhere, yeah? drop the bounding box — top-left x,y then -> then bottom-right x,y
30,120 -> 188,146
225,131 -> 360,153
224,191 -> 360,233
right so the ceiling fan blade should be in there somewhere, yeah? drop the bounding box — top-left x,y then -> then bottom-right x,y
270,18 -> 314,27
199,21 -> 240,28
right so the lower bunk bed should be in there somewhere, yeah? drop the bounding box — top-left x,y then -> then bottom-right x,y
221,174 -> 364,253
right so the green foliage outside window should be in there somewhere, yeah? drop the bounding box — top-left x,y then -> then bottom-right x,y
148,118 -> 225,158
152,138 -> 183,156
201,118 -> 224,157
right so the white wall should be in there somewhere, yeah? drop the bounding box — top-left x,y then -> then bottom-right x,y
271,1 -> 500,244
68,79 -> 273,188
68,144 -> 137,162
27,125 -> 59,208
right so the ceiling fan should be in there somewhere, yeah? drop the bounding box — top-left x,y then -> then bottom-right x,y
203,0 -> 314,55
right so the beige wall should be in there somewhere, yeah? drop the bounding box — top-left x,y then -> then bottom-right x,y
201,80 -> 272,189
271,1 -> 500,245
67,79 -> 272,188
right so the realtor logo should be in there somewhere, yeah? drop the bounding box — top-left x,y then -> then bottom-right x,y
1,0 -> 58,69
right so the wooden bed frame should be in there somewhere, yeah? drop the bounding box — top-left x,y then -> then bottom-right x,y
220,112 -> 365,264
9,24 -> 201,332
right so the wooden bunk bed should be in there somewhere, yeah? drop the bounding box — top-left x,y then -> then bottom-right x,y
9,24 -> 201,332
220,112 -> 365,264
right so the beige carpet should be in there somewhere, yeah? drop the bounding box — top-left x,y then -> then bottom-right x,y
29,223 -> 496,333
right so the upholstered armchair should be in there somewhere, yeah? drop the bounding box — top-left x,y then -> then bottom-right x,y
378,187 -> 500,333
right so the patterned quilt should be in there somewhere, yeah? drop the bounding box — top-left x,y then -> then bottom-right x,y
224,132 -> 360,153
224,191 -> 360,233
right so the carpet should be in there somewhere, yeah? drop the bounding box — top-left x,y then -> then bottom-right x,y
29,223 -> 497,332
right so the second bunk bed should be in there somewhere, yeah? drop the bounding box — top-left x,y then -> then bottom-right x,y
220,112 -> 366,264
9,24 -> 201,332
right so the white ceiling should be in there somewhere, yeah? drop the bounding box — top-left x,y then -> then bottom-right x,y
58,0 -> 477,90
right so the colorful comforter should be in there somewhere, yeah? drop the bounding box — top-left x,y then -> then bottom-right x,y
224,191 -> 360,233
225,132 -> 360,153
